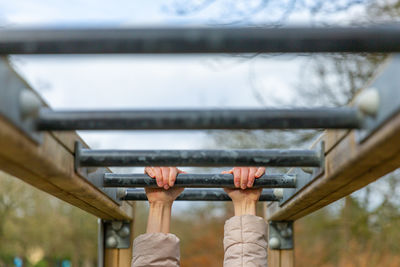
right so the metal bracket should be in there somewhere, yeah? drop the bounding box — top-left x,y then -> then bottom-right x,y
268,221 -> 294,250
280,141 -> 325,205
103,220 -> 131,249
0,57 -> 43,143
357,55 -> 400,143
75,142 -> 121,205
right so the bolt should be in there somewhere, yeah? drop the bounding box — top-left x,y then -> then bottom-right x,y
111,221 -> 123,231
280,228 -> 292,238
116,188 -> 127,199
106,236 -> 118,248
118,225 -> 130,238
19,89 -> 42,118
269,237 -> 281,249
356,88 -> 379,117
273,189 -> 283,199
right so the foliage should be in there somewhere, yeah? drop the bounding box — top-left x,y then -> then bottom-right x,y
0,172 -> 97,267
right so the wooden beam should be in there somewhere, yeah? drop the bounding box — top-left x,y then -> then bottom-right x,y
0,111 -> 132,220
0,57 -> 132,220
267,104 -> 400,221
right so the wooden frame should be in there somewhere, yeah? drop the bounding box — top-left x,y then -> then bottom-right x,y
265,56 -> 400,267
0,60 -> 136,267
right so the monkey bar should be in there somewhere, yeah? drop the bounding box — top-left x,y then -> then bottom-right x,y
0,25 -> 400,267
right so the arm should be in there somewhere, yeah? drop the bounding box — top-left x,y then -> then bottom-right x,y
131,167 -> 184,267
223,167 -> 268,267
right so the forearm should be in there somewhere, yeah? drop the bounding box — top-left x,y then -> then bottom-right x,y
233,199 -> 257,216
146,201 -> 172,234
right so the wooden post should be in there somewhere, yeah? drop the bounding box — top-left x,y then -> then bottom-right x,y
103,202 -> 135,267
268,249 -> 295,267
265,203 -> 295,267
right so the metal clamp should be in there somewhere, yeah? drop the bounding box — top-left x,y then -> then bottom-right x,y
74,142 -> 121,204
103,220 -> 131,249
356,55 -> 400,143
280,141 -> 325,205
0,57 -> 43,143
269,221 -> 294,250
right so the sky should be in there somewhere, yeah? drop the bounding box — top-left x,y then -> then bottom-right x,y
2,0 -> 389,211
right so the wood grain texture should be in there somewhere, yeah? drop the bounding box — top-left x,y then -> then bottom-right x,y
281,250 -> 294,267
0,115 -> 132,220
267,110 -> 400,221
268,249 -> 281,267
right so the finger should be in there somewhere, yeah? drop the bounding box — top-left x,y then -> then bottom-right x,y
233,168 -> 241,188
161,167 -> 170,190
169,167 -> 178,187
144,167 -> 155,178
153,167 -> 163,187
247,167 -> 257,188
240,167 -> 249,189
255,167 -> 266,178
221,169 -> 233,174
177,168 -> 186,174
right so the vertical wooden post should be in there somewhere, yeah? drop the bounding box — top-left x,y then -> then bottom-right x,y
265,203 -> 295,267
267,238 -> 295,267
104,202 -> 135,267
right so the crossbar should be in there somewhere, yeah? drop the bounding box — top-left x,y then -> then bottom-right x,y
121,188 -> 282,201
37,108 -> 362,130
1,26 -> 400,54
103,173 -> 296,188
76,146 -> 322,168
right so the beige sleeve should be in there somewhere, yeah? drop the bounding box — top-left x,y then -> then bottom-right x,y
223,215 -> 268,267
131,233 -> 180,267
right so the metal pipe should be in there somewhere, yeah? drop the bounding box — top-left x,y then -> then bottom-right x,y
37,108 -> 363,131
103,173 -> 296,188
1,26 -> 400,54
77,147 -> 321,168
121,188 -> 283,201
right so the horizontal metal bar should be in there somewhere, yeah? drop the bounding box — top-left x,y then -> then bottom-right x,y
76,147 -> 321,168
1,26 -> 400,54
37,108 -> 363,131
104,173 -> 296,188
121,188 -> 282,201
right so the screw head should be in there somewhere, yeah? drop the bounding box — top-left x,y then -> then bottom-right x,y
356,88 -> 379,117
19,89 -> 42,118
111,221 -> 123,231
280,228 -> 292,238
269,237 -> 281,249
106,236 -> 118,248
118,225 -> 130,238
273,188 -> 284,199
116,188 -> 127,199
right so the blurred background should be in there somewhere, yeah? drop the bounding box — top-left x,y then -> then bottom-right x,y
1,0 -> 400,266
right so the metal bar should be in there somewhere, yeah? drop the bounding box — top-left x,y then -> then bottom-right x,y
1,26 -> 400,54
77,147 -> 321,168
121,188 -> 282,201
104,173 -> 296,188
37,108 -> 363,131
